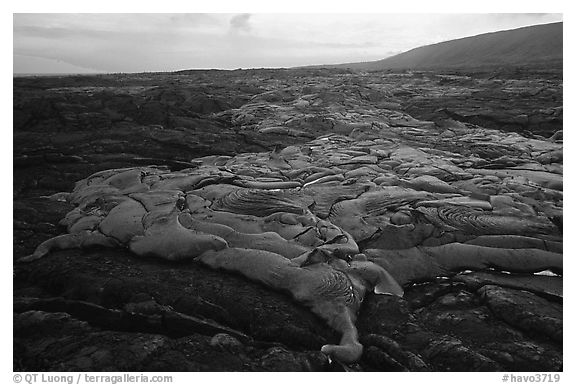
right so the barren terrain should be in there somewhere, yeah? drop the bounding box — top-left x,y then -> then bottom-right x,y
13,66 -> 562,371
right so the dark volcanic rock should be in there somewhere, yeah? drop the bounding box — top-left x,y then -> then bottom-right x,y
13,66 -> 562,371
13,310 -> 327,372
478,285 -> 562,342
14,250 -> 335,350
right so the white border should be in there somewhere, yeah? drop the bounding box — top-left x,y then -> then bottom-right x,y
4,0 -> 572,382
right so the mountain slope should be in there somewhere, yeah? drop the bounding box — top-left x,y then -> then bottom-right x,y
333,22 -> 562,71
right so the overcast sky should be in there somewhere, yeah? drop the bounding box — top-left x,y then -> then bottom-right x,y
13,13 -> 563,74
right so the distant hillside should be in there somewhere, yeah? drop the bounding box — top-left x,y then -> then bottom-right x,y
328,22 -> 562,71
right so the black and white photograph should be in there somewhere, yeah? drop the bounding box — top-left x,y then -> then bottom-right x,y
10,1 -> 567,376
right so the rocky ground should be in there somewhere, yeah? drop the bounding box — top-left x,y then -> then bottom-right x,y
13,66 -> 562,371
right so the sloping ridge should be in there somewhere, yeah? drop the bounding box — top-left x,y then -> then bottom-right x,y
335,22 -> 562,70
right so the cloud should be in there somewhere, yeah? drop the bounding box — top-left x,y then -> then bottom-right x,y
168,13 -> 220,27
229,14 -> 252,33
13,13 -> 564,73
13,54 -> 105,74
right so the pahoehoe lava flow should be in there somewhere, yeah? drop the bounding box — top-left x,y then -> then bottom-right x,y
14,60 -> 562,371
19,126 -> 562,364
